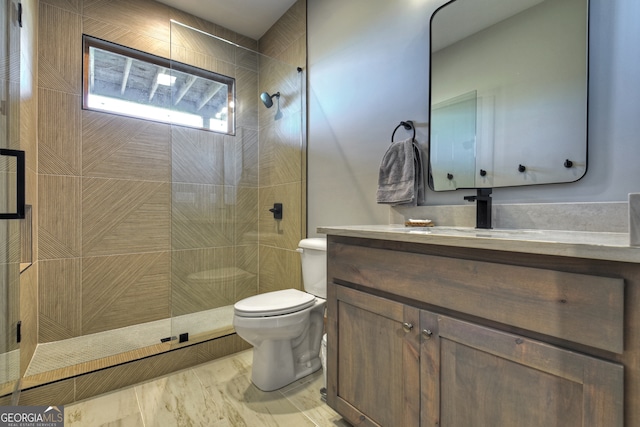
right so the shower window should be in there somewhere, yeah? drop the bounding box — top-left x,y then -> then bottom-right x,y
82,35 -> 235,134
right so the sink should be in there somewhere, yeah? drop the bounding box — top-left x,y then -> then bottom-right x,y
391,226 -> 545,239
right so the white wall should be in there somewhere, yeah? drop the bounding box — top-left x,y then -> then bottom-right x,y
307,0 -> 640,235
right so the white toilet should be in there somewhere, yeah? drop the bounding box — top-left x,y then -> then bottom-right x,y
233,238 -> 327,391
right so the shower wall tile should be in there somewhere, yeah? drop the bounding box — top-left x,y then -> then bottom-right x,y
237,48 -> 258,72
258,61 -> 301,128
171,183 -> 235,250
40,0 -> 82,14
82,178 -> 170,257
82,111 -> 171,182
171,247 -> 236,316
38,89 -> 81,176
277,34 -> 307,70
259,113 -> 302,187
196,334 -> 251,362
170,45 -> 236,78
38,2 -> 82,95
235,244 -> 258,301
82,251 -> 170,335
236,68 -> 259,130
259,182 -> 302,251
74,344 -> 198,401
38,175 -> 81,260
258,245 -> 302,295
20,263 -> 38,375
236,128 -> 259,187
168,7 -> 258,51
236,187 -> 259,244
259,0 -> 306,60
83,17 -> 169,59
83,0 -> 170,44
171,24 -> 235,64
171,127 -> 225,185
18,378 -> 76,407
39,259 -> 82,342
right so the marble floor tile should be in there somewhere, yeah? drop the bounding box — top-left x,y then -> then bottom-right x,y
65,387 -> 143,426
64,349 -> 349,426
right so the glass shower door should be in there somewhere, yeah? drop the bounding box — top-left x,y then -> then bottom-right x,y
0,0 -> 22,398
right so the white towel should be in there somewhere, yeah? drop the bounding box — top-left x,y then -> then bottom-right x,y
376,138 -> 423,206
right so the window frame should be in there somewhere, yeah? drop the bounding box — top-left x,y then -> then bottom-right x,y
82,35 -> 236,135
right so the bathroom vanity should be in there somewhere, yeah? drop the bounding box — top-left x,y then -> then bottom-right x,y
319,225 -> 640,427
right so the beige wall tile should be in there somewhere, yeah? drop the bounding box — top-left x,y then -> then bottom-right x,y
39,259 -> 82,342
196,334 -> 251,362
82,111 -> 171,182
83,0 -> 170,44
171,24 -> 235,64
18,378 -> 75,406
259,182 -> 302,250
236,68 -> 259,131
75,344 -> 198,401
38,2 -> 82,94
82,252 -> 170,334
259,113 -> 303,187
38,175 -> 81,259
259,0 -> 306,60
171,127 -> 225,185
171,247 -> 236,315
20,263 -> 38,373
236,128 -> 259,187
171,183 -> 235,250
39,89 -> 81,175
236,187 -> 258,244
82,178 -> 170,257
258,245 -> 302,294
83,17 -> 169,59
235,244 -> 258,301
40,0 -> 82,14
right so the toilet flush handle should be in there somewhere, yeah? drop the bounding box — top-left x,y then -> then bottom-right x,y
296,248 -> 304,253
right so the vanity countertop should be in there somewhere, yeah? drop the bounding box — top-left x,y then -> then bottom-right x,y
317,225 -> 640,264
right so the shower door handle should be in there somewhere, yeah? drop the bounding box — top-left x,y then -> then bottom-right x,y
0,149 -> 25,219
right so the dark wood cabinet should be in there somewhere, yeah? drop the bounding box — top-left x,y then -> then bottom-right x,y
326,235 -> 627,427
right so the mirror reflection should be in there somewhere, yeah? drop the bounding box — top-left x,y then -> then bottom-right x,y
429,0 -> 588,191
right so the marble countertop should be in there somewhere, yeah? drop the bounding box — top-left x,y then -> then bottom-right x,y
317,224 -> 640,264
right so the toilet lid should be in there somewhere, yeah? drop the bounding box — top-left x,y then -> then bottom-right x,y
234,289 -> 316,317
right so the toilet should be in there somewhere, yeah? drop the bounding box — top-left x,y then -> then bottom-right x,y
233,238 -> 327,391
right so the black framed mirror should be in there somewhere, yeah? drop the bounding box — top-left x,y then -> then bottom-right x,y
428,0 -> 589,191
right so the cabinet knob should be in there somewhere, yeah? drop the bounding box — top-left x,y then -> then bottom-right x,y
422,329 -> 433,340
402,322 -> 414,333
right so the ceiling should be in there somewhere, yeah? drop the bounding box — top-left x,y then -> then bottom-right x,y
155,0 -> 298,40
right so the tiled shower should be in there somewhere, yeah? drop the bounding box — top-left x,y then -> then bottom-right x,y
0,0 -> 307,405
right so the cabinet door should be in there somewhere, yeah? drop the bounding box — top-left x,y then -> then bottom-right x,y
420,313 -> 624,427
328,285 -> 420,427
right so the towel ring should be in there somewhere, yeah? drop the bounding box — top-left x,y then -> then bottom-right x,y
391,120 -> 415,143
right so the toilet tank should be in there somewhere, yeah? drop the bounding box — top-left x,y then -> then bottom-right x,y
297,238 -> 327,299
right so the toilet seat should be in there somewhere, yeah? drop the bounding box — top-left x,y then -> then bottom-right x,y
234,289 -> 316,318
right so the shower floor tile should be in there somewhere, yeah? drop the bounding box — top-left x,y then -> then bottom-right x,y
64,350 -> 350,427
26,305 -> 235,377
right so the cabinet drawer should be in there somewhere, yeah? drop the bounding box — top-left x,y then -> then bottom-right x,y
328,242 -> 624,353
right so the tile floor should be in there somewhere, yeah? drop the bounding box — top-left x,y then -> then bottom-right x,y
64,349 -> 351,426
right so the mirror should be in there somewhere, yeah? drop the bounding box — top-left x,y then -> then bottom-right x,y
429,0 -> 588,191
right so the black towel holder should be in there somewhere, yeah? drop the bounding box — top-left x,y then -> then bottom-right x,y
391,120 -> 415,143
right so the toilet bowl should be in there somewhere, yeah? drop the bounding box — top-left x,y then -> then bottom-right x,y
233,238 -> 327,391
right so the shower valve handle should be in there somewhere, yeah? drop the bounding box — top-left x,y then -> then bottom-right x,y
269,203 -> 283,220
